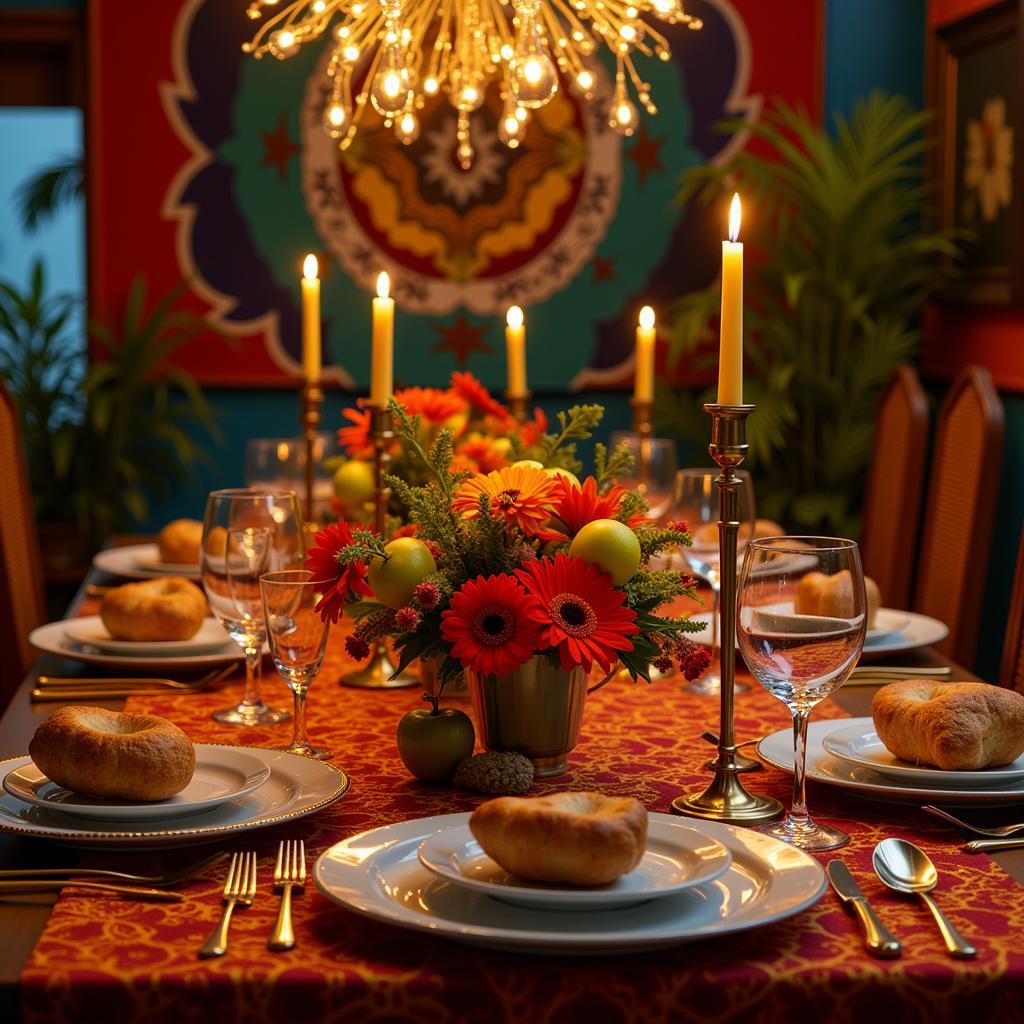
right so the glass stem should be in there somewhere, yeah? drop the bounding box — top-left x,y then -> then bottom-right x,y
790,709 -> 811,827
242,645 -> 262,708
291,687 -> 309,749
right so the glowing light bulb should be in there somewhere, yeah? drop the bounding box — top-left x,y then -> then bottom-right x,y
500,43 -> 515,61
395,110 -> 420,144
423,76 -> 439,95
312,0 -> 326,12
609,95 -> 639,136
512,51 -> 558,108
370,54 -> 408,116
574,68 -> 595,97
323,102 -> 348,138
498,109 -> 526,148
342,44 -> 360,62
651,0 -> 678,14
269,28 -> 299,58
515,105 -> 529,122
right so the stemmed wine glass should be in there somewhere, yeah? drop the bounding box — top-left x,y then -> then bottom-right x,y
260,570 -> 332,759
673,469 -> 755,696
201,488 -> 305,725
609,432 -> 678,522
737,537 -> 867,851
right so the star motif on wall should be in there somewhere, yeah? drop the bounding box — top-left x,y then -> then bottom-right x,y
432,315 -> 491,367
626,124 -> 666,187
261,113 -> 300,182
592,256 -> 616,283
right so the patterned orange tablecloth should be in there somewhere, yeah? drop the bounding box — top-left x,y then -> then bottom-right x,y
19,629 -> 1024,1023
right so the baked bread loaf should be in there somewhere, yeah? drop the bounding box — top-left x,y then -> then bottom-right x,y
872,680 -> 1024,770
469,791 -> 648,886
100,577 -> 207,641
29,706 -> 195,800
795,570 -> 881,628
157,518 -> 204,564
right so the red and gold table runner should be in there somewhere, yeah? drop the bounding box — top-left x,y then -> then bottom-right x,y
20,631 -> 1024,1023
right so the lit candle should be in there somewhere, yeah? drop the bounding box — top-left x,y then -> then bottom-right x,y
634,305 -> 655,403
370,271 -> 394,405
505,305 -> 526,395
718,193 -> 743,406
301,254 -> 321,382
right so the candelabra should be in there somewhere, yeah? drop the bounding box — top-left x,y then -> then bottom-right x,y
299,380 -> 324,525
630,397 -> 654,438
505,390 -> 532,423
340,403 -> 417,689
672,404 -> 783,823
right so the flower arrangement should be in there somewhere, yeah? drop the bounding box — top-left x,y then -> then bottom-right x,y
308,400 -> 709,685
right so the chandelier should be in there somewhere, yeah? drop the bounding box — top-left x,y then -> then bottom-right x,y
243,0 -> 702,169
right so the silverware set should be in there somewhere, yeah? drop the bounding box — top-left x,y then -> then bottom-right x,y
31,663 -> 236,701
922,805 -> 1024,853
828,837 -> 977,959
199,841 -> 306,958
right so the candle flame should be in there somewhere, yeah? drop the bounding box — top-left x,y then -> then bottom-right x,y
728,193 -> 741,243
639,305 -> 655,330
303,253 -> 318,280
376,271 -> 390,299
506,305 -> 524,329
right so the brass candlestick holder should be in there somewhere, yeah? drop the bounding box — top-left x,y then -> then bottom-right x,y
630,397 -> 654,437
340,402 -> 417,690
299,380 -> 324,525
505,390 -> 531,422
672,403 -> 783,823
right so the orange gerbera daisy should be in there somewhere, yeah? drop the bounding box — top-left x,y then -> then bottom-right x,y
453,465 -> 559,535
515,553 -> 638,673
549,476 -> 626,539
338,403 -> 373,458
440,574 -> 546,676
306,519 -> 372,623
395,386 -> 466,424
450,371 -> 508,420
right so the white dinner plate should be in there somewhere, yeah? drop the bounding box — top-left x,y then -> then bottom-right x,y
0,747 -> 348,847
314,812 -> 825,954
821,722 -> 1024,787
758,718 -> 1024,807
867,609 -> 911,642
63,616 -> 233,657
417,818 -> 733,911
3,745 -> 271,821
93,544 -> 200,581
28,619 -> 245,671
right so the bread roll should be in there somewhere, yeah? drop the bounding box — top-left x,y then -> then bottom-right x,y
157,519 -> 203,564
100,577 -> 207,641
795,570 -> 881,628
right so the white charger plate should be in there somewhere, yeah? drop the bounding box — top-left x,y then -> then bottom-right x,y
821,722 -> 1024,787
314,812 -> 825,955
0,747 -> 348,847
759,718 -> 1024,807
93,544 -> 200,581
63,616 -> 233,657
29,619 -> 245,671
417,818 -> 733,911
3,745 -> 271,821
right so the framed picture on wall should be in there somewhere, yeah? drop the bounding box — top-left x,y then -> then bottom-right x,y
931,0 -> 1023,305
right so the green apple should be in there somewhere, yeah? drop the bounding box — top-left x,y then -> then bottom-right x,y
333,460 -> 376,508
512,459 -> 544,470
545,467 -> 580,487
368,537 -> 437,608
396,707 -> 475,783
569,518 -> 641,584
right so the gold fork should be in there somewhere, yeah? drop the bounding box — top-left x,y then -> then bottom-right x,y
199,851 -> 257,959
33,665 -> 236,701
268,840 -> 305,951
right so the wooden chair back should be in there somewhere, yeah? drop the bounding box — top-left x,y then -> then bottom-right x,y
860,364 -> 929,610
0,378 -> 46,705
913,366 -> 1004,667
1001,525 -> 1024,694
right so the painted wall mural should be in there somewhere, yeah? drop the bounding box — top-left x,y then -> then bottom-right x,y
89,0 -> 822,389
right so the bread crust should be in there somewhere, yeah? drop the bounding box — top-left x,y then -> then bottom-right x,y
157,518 -> 204,564
469,792 -> 648,885
100,577 -> 207,641
29,706 -> 196,800
795,570 -> 880,628
872,680 -> 1024,770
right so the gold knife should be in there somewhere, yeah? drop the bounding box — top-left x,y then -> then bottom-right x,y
827,860 -> 901,958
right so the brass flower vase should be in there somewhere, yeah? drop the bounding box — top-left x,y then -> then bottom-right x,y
467,655 -> 588,777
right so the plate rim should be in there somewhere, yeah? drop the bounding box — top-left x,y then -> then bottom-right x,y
0,745 -> 349,841
62,616 -> 233,656
93,543 -> 201,580
416,818 -> 734,906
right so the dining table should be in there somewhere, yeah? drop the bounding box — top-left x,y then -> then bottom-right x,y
2,558 -> 1023,1024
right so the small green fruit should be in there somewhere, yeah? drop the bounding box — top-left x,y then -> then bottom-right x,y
333,460 -> 375,507
397,707 -> 475,783
569,518 -> 641,584
512,459 -> 544,470
545,467 -> 580,487
368,537 -> 437,609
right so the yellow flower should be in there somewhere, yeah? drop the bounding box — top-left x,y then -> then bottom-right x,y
963,95 -> 1014,224
453,465 -> 558,535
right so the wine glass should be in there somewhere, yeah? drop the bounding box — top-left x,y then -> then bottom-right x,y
672,469 -> 755,696
609,432 -> 678,522
261,570 -> 333,759
737,537 -> 867,851
201,488 -> 305,725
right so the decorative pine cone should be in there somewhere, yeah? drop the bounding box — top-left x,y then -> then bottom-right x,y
453,751 -> 534,795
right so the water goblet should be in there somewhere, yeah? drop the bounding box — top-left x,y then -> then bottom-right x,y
737,536 -> 868,851
609,432 -> 678,522
260,570 -> 332,759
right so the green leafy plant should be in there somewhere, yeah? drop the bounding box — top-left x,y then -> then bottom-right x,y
16,155 -> 84,232
660,92 -> 958,536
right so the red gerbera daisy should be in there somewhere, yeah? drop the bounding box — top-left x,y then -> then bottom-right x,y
450,371 -> 508,420
440,574 -> 546,676
306,520 -> 372,623
549,476 -> 626,539
515,553 -> 639,673
395,386 -> 466,424
338,403 -> 374,458
518,407 -> 548,448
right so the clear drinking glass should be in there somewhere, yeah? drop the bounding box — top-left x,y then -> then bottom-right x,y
201,488 -> 305,725
260,570 -> 332,759
245,434 -> 335,523
673,468 -> 755,696
737,536 -> 867,851
609,432 -> 678,522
